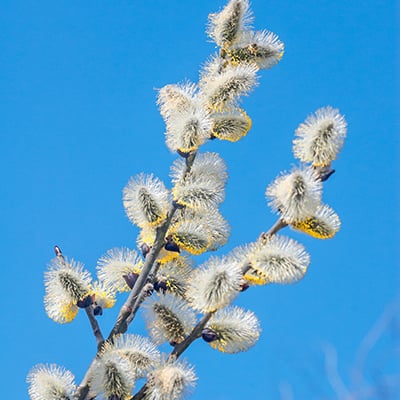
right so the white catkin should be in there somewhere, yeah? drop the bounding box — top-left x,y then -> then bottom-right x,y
293,106 -> 347,166
266,166 -> 323,223
27,364 -> 76,400
187,256 -> 242,312
249,235 -> 310,284
146,359 -> 197,400
206,306 -> 261,353
228,30 -> 284,69
200,63 -> 259,111
143,293 -> 196,345
207,0 -> 252,48
123,173 -> 169,228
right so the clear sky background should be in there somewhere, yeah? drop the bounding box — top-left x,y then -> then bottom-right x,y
1,0 -> 398,399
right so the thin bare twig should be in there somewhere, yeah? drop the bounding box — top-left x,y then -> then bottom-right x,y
351,294 -> 400,390
85,307 -> 105,350
261,218 -> 288,239
322,343 -> 351,399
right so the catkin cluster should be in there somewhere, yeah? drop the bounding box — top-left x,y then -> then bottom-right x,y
28,1 -> 347,399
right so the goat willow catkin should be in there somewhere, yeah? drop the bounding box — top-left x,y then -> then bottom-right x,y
291,203 -> 341,239
90,352 -> 136,400
207,0 -> 252,48
101,334 -> 161,378
97,247 -> 143,293
146,359 -> 197,400
143,293 -> 196,345
293,106 -> 347,167
123,173 -> 169,228
248,235 -> 310,284
44,258 -> 92,323
27,364 -> 76,400
266,166 -> 323,223
187,256 -> 242,312
204,306 -> 261,353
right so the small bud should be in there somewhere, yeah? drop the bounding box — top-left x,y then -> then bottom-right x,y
154,280 -> 168,293
172,200 -> 186,209
123,272 -> 139,289
77,294 -> 94,308
141,243 -> 151,257
318,167 -> 335,182
93,305 -> 103,316
54,245 -> 63,258
201,327 -> 219,343
177,149 -> 191,158
165,238 -> 180,253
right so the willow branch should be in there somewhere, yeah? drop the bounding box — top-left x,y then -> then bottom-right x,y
126,282 -> 155,325
108,152 -> 196,340
85,307 -> 105,350
75,368 -> 92,400
131,312 -> 214,400
75,153 -> 197,400
107,206 -> 177,339
131,216 -> 288,400
77,146 -> 336,400
171,312 -> 214,358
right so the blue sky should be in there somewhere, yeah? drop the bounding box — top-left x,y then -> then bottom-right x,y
1,0 -> 398,398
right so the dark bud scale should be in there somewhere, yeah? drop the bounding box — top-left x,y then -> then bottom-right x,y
165,236 -> 180,253
123,272 -> 139,289
141,243 -> 151,258
93,305 -> 103,316
201,327 -> 219,343
77,294 -> 94,308
154,280 -> 168,293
